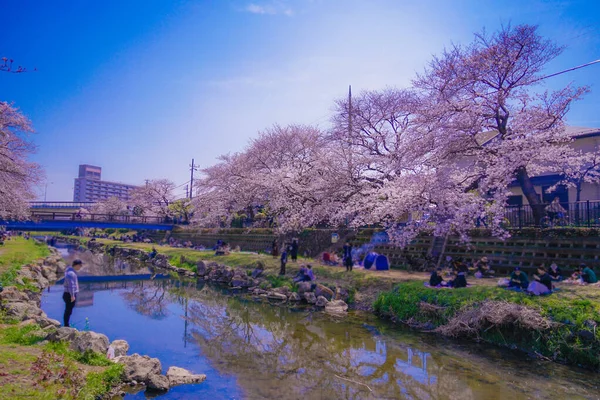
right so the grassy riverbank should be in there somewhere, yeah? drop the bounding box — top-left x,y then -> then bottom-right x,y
65,236 -> 428,308
0,322 -> 123,399
374,281 -> 600,370
0,237 -> 50,290
64,235 -> 600,369
0,239 -> 123,399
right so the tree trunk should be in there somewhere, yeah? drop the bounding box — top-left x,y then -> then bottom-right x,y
575,182 -> 582,225
515,167 -> 545,225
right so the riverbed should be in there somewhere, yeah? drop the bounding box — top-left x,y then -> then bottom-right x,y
40,248 -> 600,400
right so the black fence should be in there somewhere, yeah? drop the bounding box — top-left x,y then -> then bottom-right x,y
504,200 -> 600,228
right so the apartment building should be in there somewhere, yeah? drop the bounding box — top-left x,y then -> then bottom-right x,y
73,164 -> 138,202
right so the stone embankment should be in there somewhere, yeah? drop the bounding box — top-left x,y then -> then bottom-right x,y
0,246 -> 206,397
85,240 -> 350,314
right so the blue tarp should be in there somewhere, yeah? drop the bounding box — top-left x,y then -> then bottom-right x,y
375,255 -> 390,270
364,252 -> 378,269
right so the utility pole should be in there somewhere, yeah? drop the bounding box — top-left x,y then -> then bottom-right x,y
145,179 -> 149,187
348,85 -> 352,136
189,158 -> 198,199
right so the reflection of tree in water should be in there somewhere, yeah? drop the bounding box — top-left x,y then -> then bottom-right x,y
120,280 -> 174,320
180,286 -> 481,400
118,281 -> 595,400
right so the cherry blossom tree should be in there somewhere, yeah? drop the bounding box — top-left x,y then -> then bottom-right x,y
129,179 -> 176,217
0,57 -> 34,74
0,102 -> 43,219
193,124 -> 352,231
168,198 -> 193,223
412,24 -> 588,225
91,196 -> 128,218
192,24 -> 591,244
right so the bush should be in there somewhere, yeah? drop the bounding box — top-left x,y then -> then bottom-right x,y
80,363 -> 124,398
266,275 -> 293,289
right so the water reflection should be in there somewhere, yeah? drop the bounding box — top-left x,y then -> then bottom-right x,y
127,280 -> 599,400
43,275 -> 600,400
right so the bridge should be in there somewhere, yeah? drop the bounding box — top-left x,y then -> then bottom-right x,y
1,202 -> 175,231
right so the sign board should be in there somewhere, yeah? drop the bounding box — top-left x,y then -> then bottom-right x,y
331,233 -> 339,243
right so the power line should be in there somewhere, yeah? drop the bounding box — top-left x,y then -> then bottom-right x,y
534,58 -> 600,83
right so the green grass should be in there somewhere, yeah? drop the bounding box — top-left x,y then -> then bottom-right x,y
0,324 -> 47,346
0,237 -> 50,290
79,363 -> 124,399
374,281 -> 600,369
44,341 -> 114,366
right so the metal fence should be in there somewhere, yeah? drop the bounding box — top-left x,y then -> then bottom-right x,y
29,201 -> 96,209
504,200 -> 600,228
29,212 -> 170,225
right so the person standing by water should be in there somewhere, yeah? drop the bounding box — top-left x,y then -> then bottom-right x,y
280,247 -> 288,276
63,259 -> 83,327
343,242 -> 353,271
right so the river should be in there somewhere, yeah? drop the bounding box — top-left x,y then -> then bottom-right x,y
39,246 -> 600,400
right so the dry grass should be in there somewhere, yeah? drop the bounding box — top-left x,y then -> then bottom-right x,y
436,300 -> 556,339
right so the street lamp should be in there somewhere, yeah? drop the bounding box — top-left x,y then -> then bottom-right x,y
44,182 -> 54,202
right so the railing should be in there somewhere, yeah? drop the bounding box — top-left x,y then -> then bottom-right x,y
504,200 -> 600,228
29,212 -> 172,225
29,201 -> 96,209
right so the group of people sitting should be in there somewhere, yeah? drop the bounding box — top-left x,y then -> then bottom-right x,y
293,264 -> 316,283
429,261 -> 469,288
499,262 -> 598,295
430,256 -> 598,295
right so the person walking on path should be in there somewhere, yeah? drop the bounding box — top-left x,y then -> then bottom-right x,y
290,239 -> 298,262
63,259 -> 83,327
280,248 -> 288,276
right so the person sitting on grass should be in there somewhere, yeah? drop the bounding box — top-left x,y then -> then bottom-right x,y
293,265 -> 308,283
306,264 -> 315,281
448,263 -> 468,288
548,263 -> 563,282
580,263 -> 598,284
473,257 -> 495,278
527,265 -> 553,296
429,268 -> 444,287
507,267 -> 529,290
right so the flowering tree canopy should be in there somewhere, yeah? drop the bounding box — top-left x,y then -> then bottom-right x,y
191,24 -> 592,244
0,102 -> 42,219
91,196 -> 128,218
129,179 -> 176,217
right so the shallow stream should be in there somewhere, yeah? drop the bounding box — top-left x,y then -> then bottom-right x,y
40,247 -> 600,400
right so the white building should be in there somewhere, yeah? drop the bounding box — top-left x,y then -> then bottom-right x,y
73,165 -> 138,202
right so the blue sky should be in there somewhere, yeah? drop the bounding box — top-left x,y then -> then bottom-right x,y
2,0 -> 599,201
